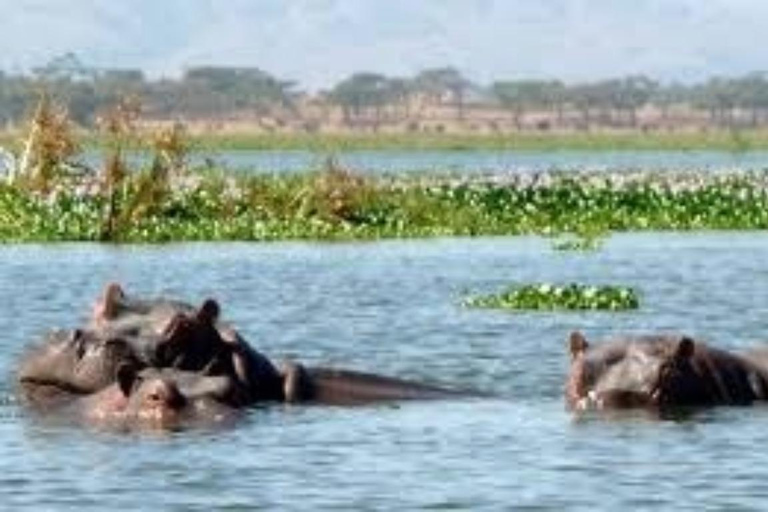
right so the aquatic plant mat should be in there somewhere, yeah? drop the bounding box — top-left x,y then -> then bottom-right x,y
463,284 -> 640,311
4,168 -> 768,242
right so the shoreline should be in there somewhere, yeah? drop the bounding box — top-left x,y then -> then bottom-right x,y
4,130 -> 768,152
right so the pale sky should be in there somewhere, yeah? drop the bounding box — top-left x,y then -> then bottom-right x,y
3,0 -> 767,89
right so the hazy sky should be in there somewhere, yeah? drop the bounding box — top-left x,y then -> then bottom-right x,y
3,0 -> 767,89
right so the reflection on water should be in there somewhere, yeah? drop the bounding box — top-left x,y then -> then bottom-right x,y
3,233 -> 768,509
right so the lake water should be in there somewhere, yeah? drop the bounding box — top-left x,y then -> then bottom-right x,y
198,149 -> 768,175
72,148 -> 768,176
3,234 -> 768,509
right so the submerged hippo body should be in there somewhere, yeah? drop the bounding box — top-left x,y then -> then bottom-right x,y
566,331 -> 768,411
282,362 -> 474,405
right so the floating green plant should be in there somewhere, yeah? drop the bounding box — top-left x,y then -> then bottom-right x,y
551,234 -> 605,251
463,283 -> 640,311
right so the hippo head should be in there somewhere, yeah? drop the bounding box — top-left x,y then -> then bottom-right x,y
116,366 -> 188,425
89,282 -> 229,371
94,366 -> 237,430
18,285 -> 225,395
566,331 -> 702,410
89,282 -> 198,340
18,328 -> 137,394
153,298 -> 231,372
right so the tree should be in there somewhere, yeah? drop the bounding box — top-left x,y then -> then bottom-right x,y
566,82 -> 608,130
731,73 -> 768,127
693,78 -> 739,128
610,75 -> 658,127
32,52 -> 95,83
491,80 -> 564,130
413,67 -> 473,120
181,66 -> 296,116
651,82 -> 690,123
328,72 -> 391,127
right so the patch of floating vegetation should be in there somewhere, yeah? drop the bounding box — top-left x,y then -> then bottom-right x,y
463,283 -> 640,311
551,234 -> 605,251
7,167 -> 768,242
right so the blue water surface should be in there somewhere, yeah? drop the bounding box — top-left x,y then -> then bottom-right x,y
2,234 -> 768,510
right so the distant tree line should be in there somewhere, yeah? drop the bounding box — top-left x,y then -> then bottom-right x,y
4,53 -> 768,131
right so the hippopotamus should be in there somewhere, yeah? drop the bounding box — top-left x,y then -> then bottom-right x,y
30,365 -> 238,431
18,328 -> 137,397
85,283 -> 472,405
18,283 -> 476,418
87,282 -> 285,403
566,331 -> 768,411
18,283 -> 284,404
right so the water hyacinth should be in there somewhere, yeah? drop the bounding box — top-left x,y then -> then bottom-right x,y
463,283 -> 640,311
4,167 -> 768,242
551,233 -> 605,251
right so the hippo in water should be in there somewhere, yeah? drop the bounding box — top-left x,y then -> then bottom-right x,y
566,331 -> 768,411
17,283 -> 285,405
88,282 -> 285,403
18,328 -> 137,397
18,283 -> 472,412
35,365 -> 238,431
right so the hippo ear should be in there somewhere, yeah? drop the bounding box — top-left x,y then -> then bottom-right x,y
674,337 -> 696,361
197,299 -> 220,325
569,331 -> 589,359
116,364 -> 138,397
100,282 -> 125,320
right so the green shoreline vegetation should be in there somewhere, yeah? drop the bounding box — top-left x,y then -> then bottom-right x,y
57,129 -> 768,152
6,166 -> 768,243
6,95 -> 768,244
4,128 -> 768,152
